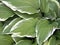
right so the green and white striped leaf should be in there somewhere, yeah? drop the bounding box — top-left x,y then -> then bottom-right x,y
36,19 -> 57,45
10,18 -> 38,37
0,3 -> 14,21
3,18 -> 21,34
2,0 -> 40,14
14,11 -> 40,19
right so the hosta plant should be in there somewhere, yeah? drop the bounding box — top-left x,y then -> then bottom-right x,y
0,0 -> 60,45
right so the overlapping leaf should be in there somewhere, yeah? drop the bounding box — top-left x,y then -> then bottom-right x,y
0,0 -> 59,45
14,11 -> 40,19
3,18 -> 21,34
40,0 -> 49,13
49,0 -> 58,15
45,0 -> 58,19
36,19 -> 57,45
0,3 -> 14,21
9,18 -> 38,37
2,0 -> 40,14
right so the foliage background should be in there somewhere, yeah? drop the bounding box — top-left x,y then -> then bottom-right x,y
0,0 -> 60,45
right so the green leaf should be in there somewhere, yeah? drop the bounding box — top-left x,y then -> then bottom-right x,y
49,0 -> 58,15
0,34 -> 14,45
36,19 -> 57,45
3,18 -> 21,34
40,0 -> 49,13
10,18 -> 38,37
14,11 -> 40,19
0,3 -> 14,21
48,36 -> 56,45
45,0 -> 59,19
15,40 -> 32,45
45,9 -> 57,20
3,0 -> 40,14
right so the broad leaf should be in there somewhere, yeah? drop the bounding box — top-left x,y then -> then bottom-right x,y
2,0 -> 40,14
36,19 -> 57,45
0,3 -> 14,21
10,18 -> 38,37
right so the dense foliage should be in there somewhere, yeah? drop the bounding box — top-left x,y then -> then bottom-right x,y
0,0 -> 60,45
